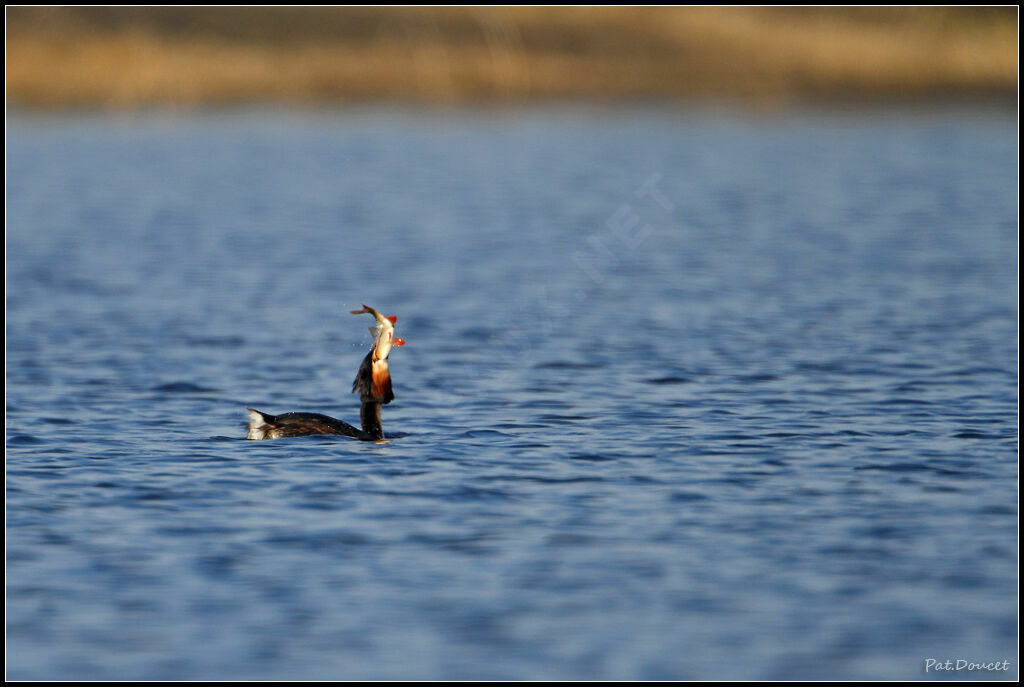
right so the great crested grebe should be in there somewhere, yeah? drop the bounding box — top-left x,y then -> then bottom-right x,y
246,304 -> 405,441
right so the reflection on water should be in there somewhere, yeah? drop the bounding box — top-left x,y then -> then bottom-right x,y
6,106 -> 1018,680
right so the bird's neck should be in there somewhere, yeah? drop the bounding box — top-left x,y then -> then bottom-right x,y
360,400 -> 383,440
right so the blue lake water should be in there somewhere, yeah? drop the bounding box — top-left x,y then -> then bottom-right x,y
6,106 -> 1018,680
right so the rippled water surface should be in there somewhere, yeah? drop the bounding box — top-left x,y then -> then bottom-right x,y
6,107 -> 1018,680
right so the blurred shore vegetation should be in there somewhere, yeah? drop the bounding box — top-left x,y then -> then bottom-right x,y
6,6 -> 1018,108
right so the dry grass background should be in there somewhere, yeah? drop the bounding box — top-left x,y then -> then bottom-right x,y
6,7 -> 1018,108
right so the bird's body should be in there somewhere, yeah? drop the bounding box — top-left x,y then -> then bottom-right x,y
246,409 -> 363,440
